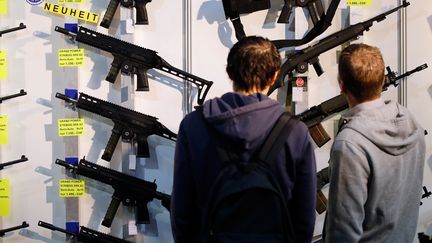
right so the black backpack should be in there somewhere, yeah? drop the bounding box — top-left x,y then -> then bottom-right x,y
200,112 -> 297,243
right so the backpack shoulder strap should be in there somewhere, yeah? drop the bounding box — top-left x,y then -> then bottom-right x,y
258,112 -> 298,165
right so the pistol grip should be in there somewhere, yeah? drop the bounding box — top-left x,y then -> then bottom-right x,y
136,203 -> 151,224
102,124 -> 123,162
277,0 -> 293,23
136,68 -> 150,91
102,194 -> 122,227
137,136 -> 150,158
101,0 -> 121,29
135,1 -> 149,25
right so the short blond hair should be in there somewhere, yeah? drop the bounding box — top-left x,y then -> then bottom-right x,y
338,43 -> 385,102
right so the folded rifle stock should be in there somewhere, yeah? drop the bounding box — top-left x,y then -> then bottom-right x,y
55,157 -> 171,228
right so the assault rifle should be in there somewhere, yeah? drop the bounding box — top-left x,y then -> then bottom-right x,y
0,155 -> 28,170
0,89 -> 27,103
55,157 -> 171,228
268,1 -> 410,95
101,0 -> 152,29
309,63 -> 428,214
56,92 -> 177,161
0,222 -> 29,237
297,63 -> 428,148
0,23 -> 26,37
55,26 -> 213,105
38,221 -> 131,242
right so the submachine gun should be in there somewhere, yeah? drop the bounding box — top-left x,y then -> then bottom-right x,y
55,157 -> 171,228
56,92 -> 177,162
38,221 -> 131,242
55,26 -> 213,105
309,63 -> 428,214
0,222 -> 29,237
0,23 -> 26,37
101,0 -> 152,29
268,1 -> 410,95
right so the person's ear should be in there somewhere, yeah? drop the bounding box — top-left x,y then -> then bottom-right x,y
268,71 -> 279,86
338,76 -> 347,94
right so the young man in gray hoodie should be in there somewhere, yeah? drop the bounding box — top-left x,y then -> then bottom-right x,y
324,43 -> 426,242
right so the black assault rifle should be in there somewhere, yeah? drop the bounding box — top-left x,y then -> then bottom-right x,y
0,89 -> 27,103
38,221 -> 131,242
298,63 -> 428,148
55,158 -> 171,228
268,1 -> 410,95
101,0 -> 152,29
309,63 -> 428,214
56,92 -> 177,162
0,155 -> 28,170
0,23 -> 26,37
0,222 -> 29,237
55,26 -> 213,105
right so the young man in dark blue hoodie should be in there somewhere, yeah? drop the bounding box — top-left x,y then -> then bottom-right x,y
324,43 -> 426,242
170,36 -> 317,243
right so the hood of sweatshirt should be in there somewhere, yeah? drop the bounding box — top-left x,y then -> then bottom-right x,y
201,92 -> 284,151
340,98 -> 424,156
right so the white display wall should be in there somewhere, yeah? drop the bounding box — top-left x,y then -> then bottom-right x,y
0,0 -> 431,242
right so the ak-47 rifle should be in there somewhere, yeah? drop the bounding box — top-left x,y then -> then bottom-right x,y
268,1 -> 410,95
308,63 -> 428,214
56,92 -> 177,162
297,63 -> 428,148
38,221 -> 131,242
55,158 -> 171,228
0,90 -> 27,103
0,222 -> 29,237
101,0 -> 152,29
0,23 -> 26,37
0,155 -> 29,170
55,26 -> 213,105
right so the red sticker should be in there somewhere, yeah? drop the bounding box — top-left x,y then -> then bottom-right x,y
296,77 -> 305,87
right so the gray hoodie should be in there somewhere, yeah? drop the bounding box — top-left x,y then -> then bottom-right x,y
324,98 -> 425,243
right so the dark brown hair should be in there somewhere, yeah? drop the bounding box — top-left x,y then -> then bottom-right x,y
338,43 -> 385,102
226,36 -> 281,92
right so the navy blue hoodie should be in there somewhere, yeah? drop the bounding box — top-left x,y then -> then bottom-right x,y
171,92 -> 317,243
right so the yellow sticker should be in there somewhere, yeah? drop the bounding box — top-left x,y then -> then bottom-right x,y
0,51 -> 6,80
0,179 -> 10,216
58,118 -> 84,137
0,0 -> 6,15
59,179 -> 85,197
0,115 -> 7,144
43,2 -> 98,23
347,0 -> 372,6
59,48 -> 84,67
59,0 -> 84,3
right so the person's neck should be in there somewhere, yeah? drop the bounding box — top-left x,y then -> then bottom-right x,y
236,87 -> 270,96
346,94 -> 380,108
